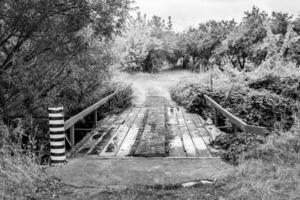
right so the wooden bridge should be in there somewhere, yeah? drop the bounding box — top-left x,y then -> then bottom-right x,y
61,90 -> 267,159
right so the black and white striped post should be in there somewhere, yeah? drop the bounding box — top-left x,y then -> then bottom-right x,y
48,107 -> 66,164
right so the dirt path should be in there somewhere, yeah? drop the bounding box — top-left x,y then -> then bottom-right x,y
48,157 -> 230,188
119,70 -> 199,106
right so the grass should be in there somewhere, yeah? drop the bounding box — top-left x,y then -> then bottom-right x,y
0,122 -> 46,200
224,125 -> 300,200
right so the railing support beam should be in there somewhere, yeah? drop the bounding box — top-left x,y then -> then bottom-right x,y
94,110 -> 98,128
70,125 -> 75,146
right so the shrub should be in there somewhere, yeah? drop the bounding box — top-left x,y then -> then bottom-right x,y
98,83 -> 133,118
170,77 -> 298,165
210,132 -> 265,165
248,74 -> 300,101
171,81 -> 297,131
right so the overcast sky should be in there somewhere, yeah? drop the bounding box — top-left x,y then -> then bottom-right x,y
133,0 -> 300,31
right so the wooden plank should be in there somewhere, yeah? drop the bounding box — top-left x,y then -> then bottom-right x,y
67,115 -> 114,157
74,128 -> 93,131
87,108 -> 132,155
64,92 -> 117,130
116,108 -> 147,156
245,125 -> 268,136
167,107 -> 186,157
188,114 -> 213,144
181,108 -> 210,157
175,107 -> 198,157
188,114 -> 223,158
74,114 -> 119,155
203,125 -> 223,141
133,106 -> 167,157
100,108 -> 141,157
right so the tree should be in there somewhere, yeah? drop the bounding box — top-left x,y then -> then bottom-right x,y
114,12 -> 177,72
0,0 -> 133,121
214,7 -> 268,70
292,15 -> 300,34
176,20 -> 236,71
270,12 -> 292,35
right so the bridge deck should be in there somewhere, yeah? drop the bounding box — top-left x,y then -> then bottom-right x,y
72,96 -> 222,158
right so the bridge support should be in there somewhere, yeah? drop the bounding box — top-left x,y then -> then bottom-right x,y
48,107 -> 66,164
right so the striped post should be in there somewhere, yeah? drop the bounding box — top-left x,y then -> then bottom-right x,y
48,107 -> 66,164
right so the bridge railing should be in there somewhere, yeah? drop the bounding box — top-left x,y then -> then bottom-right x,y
64,91 -> 118,147
203,94 -> 268,136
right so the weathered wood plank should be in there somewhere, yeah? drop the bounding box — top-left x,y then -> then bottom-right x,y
133,106 -> 167,157
175,107 -> 198,157
68,115 -> 114,157
116,108 -> 147,156
75,114 -> 118,155
188,112 -> 223,157
204,125 -> 223,141
167,107 -> 186,157
181,108 -> 210,157
87,108 -> 132,155
100,108 -> 141,157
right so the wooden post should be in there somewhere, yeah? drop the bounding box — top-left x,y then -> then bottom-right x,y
233,125 -> 238,134
70,125 -> 75,146
93,110 -> 98,128
48,107 -> 66,164
214,108 -> 219,126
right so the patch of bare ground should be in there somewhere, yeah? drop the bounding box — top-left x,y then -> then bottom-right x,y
37,177 -> 228,200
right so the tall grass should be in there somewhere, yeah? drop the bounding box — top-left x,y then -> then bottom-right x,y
225,120 -> 300,200
0,120 -> 46,199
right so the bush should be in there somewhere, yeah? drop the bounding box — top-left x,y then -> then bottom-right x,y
170,76 -> 298,165
248,74 -> 300,101
210,132 -> 265,165
171,81 -> 297,131
98,83 -> 133,118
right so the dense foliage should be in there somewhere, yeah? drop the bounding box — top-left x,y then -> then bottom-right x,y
171,80 -> 298,131
0,0 -> 134,198
170,65 -> 299,164
176,7 -> 300,71
248,74 -> 300,101
0,0 -> 133,163
113,12 -> 178,72
116,7 -> 300,73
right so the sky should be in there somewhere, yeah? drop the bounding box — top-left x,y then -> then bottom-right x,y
133,0 -> 300,32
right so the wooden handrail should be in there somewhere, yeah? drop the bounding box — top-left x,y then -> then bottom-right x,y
203,94 -> 268,136
64,91 -> 118,130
